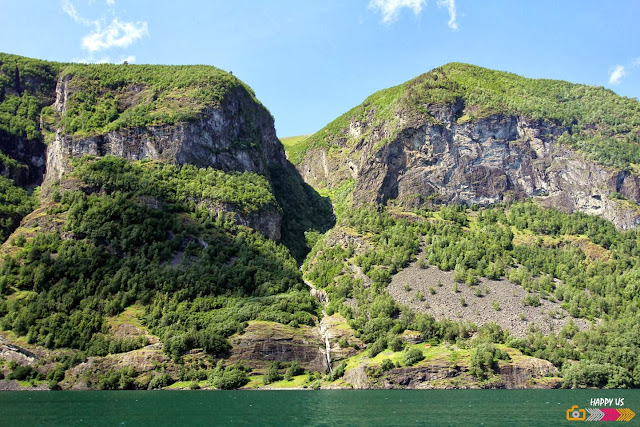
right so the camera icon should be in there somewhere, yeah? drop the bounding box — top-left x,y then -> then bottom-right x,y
566,405 -> 586,421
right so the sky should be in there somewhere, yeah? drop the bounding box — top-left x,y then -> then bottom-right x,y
1,0 -> 639,137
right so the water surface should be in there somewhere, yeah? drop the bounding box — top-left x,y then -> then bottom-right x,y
0,389 -> 638,426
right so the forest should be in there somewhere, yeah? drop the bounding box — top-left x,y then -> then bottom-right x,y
0,156 -> 317,362
303,199 -> 640,388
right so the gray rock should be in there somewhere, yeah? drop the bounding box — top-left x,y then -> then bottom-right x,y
299,107 -> 640,229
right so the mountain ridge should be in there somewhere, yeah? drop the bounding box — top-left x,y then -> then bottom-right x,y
0,53 -> 639,390
292,62 -> 640,229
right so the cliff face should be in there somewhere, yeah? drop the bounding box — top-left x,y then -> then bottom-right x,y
0,54 -> 292,241
0,133 -> 46,186
299,104 -> 640,229
46,78 -> 286,184
228,321 -> 328,373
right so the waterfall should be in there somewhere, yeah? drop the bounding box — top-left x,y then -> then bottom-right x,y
320,317 -> 332,373
304,277 -> 332,373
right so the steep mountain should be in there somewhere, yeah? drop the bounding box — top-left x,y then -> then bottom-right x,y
292,64 -> 640,390
2,55 -> 640,390
0,53 -> 333,390
292,63 -> 640,229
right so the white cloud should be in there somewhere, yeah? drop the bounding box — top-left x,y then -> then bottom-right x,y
61,0 -> 148,57
82,19 -> 148,52
368,0 -> 458,29
62,0 -> 90,25
609,65 -> 626,85
119,55 -> 135,64
95,57 -> 111,64
437,0 -> 457,30
368,0 -> 426,24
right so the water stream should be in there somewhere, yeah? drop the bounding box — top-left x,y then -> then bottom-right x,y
319,314 -> 332,373
304,278 -> 332,373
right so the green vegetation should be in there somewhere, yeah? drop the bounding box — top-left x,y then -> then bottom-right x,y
469,342 -> 510,380
402,347 -> 424,366
209,363 -> 250,389
71,155 -> 278,215
263,362 -> 283,385
0,52 -> 263,141
0,53 -> 61,141
57,62 -> 255,137
304,201 -> 640,387
2,53 -> 640,390
0,155 -> 317,359
280,135 -> 310,165
268,163 -> 334,262
0,175 -> 37,241
293,62 -> 640,170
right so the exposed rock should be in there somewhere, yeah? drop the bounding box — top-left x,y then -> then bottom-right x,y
0,380 -> 49,391
497,358 -> 560,389
388,258 -> 590,338
63,346 -> 168,390
0,336 -> 38,365
46,83 -> 286,186
0,132 -> 46,186
320,313 -> 364,362
228,321 -> 328,373
343,365 -> 373,389
384,360 -> 466,389
299,110 -> 640,229
345,348 -> 561,389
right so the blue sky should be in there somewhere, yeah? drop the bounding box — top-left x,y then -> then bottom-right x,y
1,0 -> 639,137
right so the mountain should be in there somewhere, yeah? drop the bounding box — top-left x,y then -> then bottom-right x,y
1,55 -> 639,390
293,64 -> 640,389
0,53 -> 333,390
293,63 -> 640,229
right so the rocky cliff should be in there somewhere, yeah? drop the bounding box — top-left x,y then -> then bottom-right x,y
296,64 -> 640,229
46,78 -> 286,185
0,53 -> 293,240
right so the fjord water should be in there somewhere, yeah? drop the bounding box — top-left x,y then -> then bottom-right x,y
1,390 -> 638,426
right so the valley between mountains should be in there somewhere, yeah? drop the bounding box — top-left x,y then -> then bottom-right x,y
1,53 -> 639,390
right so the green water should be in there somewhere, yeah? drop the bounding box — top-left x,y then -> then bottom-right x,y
0,390 -> 638,426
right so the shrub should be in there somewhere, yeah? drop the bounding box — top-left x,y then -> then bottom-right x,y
522,293 -> 541,307
211,366 -> 249,390
263,362 -> 282,385
469,343 -> 509,380
148,373 -> 173,390
380,358 -> 395,372
8,365 -> 39,381
390,336 -> 404,352
562,361 -> 632,389
368,337 -> 387,358
284,361 -> 303,381
403,347 -> 425,366
325,362 -> 346,381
